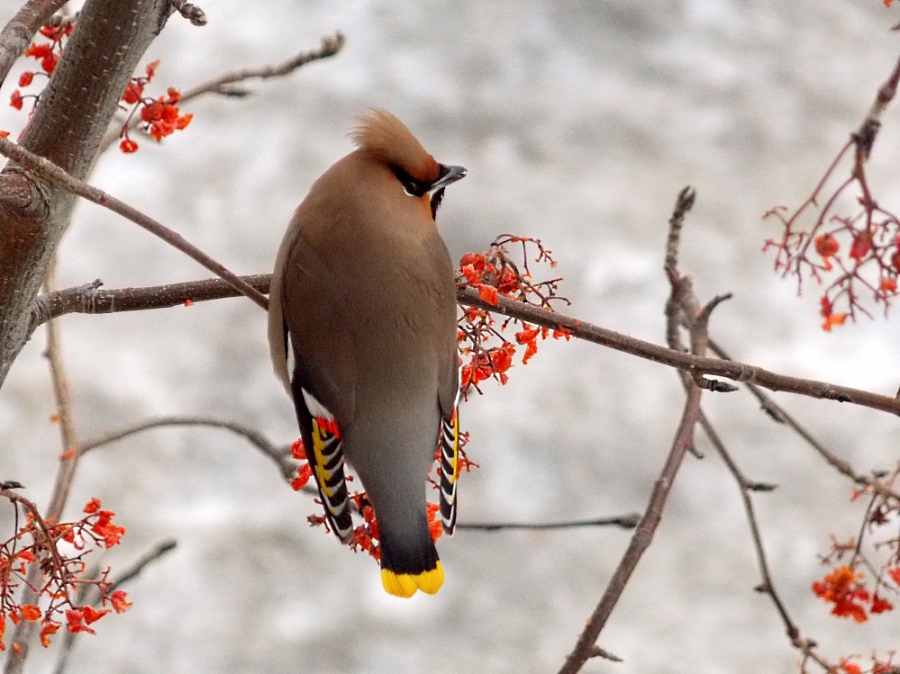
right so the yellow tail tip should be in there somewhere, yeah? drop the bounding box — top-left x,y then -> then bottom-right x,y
381,562 -> 444,598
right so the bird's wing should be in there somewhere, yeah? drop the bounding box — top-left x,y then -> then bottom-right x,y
290,373 -> 354,542
437,308 -> 461,535
278,230 -> 358,543
437,396 -> 460,534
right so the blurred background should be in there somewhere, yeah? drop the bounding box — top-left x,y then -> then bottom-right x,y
1,0 -> 899,672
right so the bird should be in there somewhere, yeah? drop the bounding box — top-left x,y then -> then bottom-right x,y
267,109 -> 466,598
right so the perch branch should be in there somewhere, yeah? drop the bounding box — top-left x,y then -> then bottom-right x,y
27,273 -> 900,416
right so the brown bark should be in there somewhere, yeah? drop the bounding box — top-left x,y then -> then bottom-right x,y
0,0 -> 170,390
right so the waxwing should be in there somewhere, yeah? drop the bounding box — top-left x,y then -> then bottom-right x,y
268,109 -> 466,598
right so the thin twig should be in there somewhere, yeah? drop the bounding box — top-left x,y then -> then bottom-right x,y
97,32 -> 344,155
558,188 -> 710,674
179,32 -> 345,100
27,274 -> 900,417
558,384 -> 703,674
854,50 -> 900,163
110,539 -> 178,589
169,0 -> 207,26
457,514 -> 640,532
79,415 -> 295,481
0,135 -> 269,310
667,189 -> 835,673
700,412 -> 835,671
43,260 -> 81,522
4,261 -> 83,672
708,338 -> 900,503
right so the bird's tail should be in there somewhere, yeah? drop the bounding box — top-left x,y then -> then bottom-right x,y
378,525 -> 443,598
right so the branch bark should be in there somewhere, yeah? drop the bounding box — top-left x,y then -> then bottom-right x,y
0,0 -> 170,390
29,274 -> 900,417
0,0 -> 68,88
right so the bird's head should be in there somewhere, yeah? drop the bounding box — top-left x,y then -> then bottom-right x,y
350,108 -> 466,219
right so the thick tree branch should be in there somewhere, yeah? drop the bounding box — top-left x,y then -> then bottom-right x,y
0,0 -> 170,390
30,275 -> 271,335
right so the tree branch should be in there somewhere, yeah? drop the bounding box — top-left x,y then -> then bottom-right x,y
559,188 -> 710,673
558,383 -> 703,674
0,0 -> 68,88
97,31 -> 345,155
79,415 -> 296,481
708,338 -> 900,503
457,514 -> 640,532
179,31 -> 345,100
29,274 -> 900,417
5,260 -> 84,673
0,0 -> 170,390
700,412 -> 836,671
30,275 -> 272,336
0,134 -> 269,312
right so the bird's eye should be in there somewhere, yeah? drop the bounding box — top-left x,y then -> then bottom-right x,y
393,167 -> 428,197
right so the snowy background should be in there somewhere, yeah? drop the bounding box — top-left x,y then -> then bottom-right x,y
1,0 -> 900,672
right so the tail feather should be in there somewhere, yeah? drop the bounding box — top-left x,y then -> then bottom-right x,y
378,520 -> 443,598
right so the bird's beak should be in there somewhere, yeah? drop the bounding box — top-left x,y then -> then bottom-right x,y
430,164 -> 467,191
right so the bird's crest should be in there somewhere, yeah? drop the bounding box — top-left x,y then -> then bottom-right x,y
350,108 -> 440,182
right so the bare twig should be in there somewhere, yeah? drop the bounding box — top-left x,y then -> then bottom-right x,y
0,135 -> 269,311
79,415 -> 295,481
28,273 -> 900,416
43,261 -> 81,522
854,49 -> 900,163
179,32 -> 345,100
457,514 -> 640,532
110,539 -> 178,589
97,32 -> 345,155
558,188 -> 710,674
667,188 -> 841,673
558,383 -> 703,674
4,261 -> 84,672
0,0 -> 69,88
663,185 -> 696,274
708,338 -> 900,503
700,412 -> 835,671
